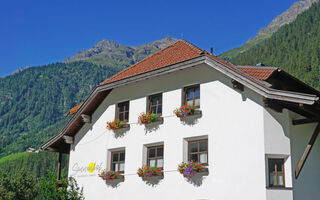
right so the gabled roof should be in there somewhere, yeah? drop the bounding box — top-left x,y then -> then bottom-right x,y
236,66 -> 278,80
100,40 -> 208,84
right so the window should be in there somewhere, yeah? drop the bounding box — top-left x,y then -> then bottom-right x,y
183,85 -> 200,108
111,151 -> 125,173
147,145 -> 164,168
188,139 -> 208,165
148,93 -> 162,115
116,101 -> 129,121
268,158 -> 285,187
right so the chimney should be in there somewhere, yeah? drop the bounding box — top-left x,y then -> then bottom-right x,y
210,47 -> 213,55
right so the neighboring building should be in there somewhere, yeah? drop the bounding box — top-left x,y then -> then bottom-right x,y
26,147 -> 38,153
41,40 -> 320,200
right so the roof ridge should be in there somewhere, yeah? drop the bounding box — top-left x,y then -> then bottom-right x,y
101,40 -> 205,85
178,39 -> 208,54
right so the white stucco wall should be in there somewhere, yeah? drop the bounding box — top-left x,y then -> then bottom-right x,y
263,108 -> 293,199
67,63 -> 305,200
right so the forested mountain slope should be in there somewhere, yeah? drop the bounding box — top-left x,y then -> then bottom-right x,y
220,0 -> 318,61
0,62 -> 118,157
230,1 -> 320,89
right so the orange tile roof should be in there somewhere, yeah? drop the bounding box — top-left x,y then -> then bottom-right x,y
236,66 -> 277,80
100,40 -> 208,85
69,103 -> 83,115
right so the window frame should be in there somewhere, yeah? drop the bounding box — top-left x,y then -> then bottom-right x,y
110,150 -> 125,173
268,158 -> 285,187
183,84 -> 200,108
188,139 -> 208,166
147,145 -> 164,169
116,101 -> 129,122
147,93 -> 163,116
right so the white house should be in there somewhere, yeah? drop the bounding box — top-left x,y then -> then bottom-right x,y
41,40 -> 320,200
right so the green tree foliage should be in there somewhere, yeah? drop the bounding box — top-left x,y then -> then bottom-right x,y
0,171 -> 38,200
37,172 -> 84,200
0,171 -> 84,200
0,151 -> 68,179
230,1 -> 320,89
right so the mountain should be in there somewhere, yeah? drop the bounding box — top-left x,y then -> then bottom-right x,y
64,36 -> 177,67
258,0 -> 318,36
230,1 -> 320,89
220,0 -> 318,61
0,37 -> 177,158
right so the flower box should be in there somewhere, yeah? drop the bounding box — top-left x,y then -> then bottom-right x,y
98,170 -> 124,182
138,112 -> 163,125
137,165 -> 163,179
106,119 -> 130,131
178,161 -> 207,178
174,105 -> 202,120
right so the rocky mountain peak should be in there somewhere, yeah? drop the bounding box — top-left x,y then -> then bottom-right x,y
64,36 -> 178,63
141,36 -> 178,49
258,0 -> 318,36
93,40 -> 122,51
64,40 -> 124,62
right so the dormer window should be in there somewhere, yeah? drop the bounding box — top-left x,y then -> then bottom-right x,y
116,101 -> 129,122
183,85 -> 200,108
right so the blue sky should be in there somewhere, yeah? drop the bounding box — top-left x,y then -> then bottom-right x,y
0,0 -> 300,77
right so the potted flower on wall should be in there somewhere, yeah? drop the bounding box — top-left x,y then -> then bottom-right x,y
106,119 -> 130,132
178,161 -> 208,178
98,170 -> 124,182
137,165 -> 163,179
138,112 -> 163,126
174,105 -> 202,120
